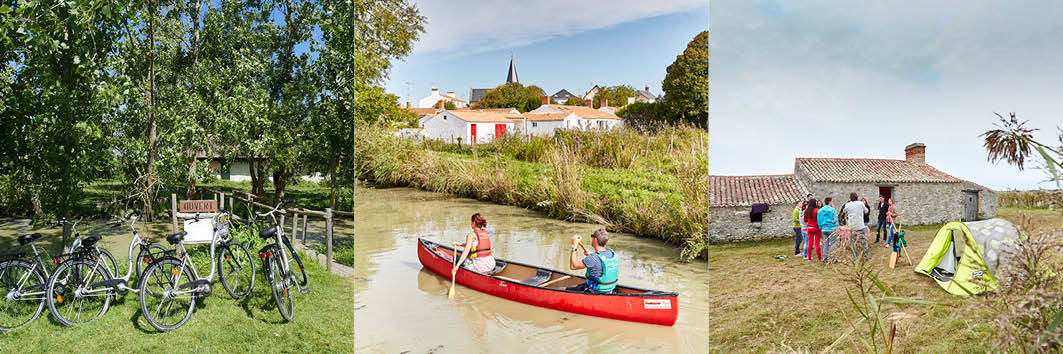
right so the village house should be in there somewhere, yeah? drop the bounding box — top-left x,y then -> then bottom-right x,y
416,87 -> 467,108
632,86 -> 658,104
521,96 -> 624,135
420,109 -> 522,144
709,143 -> 998,242
550,89 -> 578,104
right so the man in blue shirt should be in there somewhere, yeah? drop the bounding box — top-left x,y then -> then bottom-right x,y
567,229 -> 619,293
817,197 -> 838,263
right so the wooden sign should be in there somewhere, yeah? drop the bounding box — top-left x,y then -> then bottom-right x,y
179,200 -> 218,213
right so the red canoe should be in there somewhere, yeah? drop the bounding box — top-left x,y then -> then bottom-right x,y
417,237 -> 679,326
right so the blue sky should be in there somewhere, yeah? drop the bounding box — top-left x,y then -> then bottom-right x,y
710,1 -> 1063,190
384,0 -> 707,105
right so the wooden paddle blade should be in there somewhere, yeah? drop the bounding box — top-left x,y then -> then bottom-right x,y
889,251 -> 898,269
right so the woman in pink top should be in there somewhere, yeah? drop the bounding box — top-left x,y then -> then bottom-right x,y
804,199 -> 822,261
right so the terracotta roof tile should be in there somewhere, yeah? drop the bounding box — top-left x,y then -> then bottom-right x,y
522,113 -> 570,121
541,104 -> 622,120
709,174 -> 808,207
446,110 -> 523,123
439,94 -> 466,103
407,108 -> 443,116
796,158 -> 963,183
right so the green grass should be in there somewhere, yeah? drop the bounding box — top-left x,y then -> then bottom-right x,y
708,207 -> 1063,352
356,125 -> 708,259
1,250 -> 353,352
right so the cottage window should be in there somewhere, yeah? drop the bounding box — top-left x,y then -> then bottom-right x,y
532,122 -> 538,127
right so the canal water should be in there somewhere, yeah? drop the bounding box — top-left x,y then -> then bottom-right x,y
354,187 -> 708,353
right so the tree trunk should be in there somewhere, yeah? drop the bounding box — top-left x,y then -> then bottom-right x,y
184,0 -> 203,198
142,0 -> 158,221
273,169 -> 289,202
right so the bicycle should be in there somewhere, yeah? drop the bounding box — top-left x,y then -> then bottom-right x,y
0,233 -> 66,331
253,199 -> 309,322
137,211 -> 255,331
44,212 -> 171,326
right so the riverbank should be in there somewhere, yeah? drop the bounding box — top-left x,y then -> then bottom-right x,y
355,125 -> 707,259
354,186 -> 708,352
708,207 -> 1063,352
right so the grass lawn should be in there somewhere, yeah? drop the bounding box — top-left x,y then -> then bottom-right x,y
708,207 -> 1063,352
1,250 -> 353,352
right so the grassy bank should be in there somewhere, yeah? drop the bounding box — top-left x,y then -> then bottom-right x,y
356,125 -> 708,259
708,207 -> 1063,352
1,249 -> 353,352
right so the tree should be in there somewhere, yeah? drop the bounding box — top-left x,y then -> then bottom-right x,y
615,102 -> 667,130
564,97 -> 585,106
661,31 -> 708,125
436,99 -> 456,110
480,83 -> 544,112
593,85 -> 636,108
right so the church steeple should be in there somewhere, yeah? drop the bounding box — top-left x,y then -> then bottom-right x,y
506,54 -> 518,84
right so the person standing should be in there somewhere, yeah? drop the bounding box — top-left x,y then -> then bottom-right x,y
875,196 -> 889,244
792,200 -> 803,257
817,198 -> 838,263
843,193 -> 871,261
886,198 -> 898,248
804,198 -> 822,261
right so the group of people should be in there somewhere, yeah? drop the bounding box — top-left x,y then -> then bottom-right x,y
793,193 -> 899,263
451,213 -> 619,293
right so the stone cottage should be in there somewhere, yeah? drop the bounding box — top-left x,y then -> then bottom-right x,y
709,143 -> 998,241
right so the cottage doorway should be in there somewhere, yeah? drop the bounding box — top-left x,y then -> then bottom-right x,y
495,124 -> 506,138
470,124 -> 477,144
963,191 -> 979,221
879,186 -> 893,200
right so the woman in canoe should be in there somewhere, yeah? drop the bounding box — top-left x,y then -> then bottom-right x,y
452,213 -> 496,276
567,229 -> 619,293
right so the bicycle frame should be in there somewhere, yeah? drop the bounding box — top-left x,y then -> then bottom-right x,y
256,204 -> 293,280
77,216 -> 153,295
4,242 -> 52,301
169,213 -> 230,297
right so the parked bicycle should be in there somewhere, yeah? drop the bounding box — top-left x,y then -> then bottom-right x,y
137,211 -> 255,331
44,212 -> 170,326
253,199 -> 309,322
50,218 -> 119,277
0,233 -> 61,331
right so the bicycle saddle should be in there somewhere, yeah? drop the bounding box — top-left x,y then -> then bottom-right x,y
166,231 -> 188,245
17,233 -> 43,245
81,235 -> 102,248
259,226 -> 277,239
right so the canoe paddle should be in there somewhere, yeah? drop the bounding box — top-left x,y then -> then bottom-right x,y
449,245 -> 458,299
575,235 -> 591,255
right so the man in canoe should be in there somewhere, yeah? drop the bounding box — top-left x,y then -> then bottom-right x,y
452,213 -> 497,276
566,229 -> 619,293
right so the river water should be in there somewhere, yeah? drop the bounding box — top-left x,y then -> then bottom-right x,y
354,187 -> 708,353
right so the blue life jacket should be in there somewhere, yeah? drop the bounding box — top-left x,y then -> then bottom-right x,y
585,249 -> 619,292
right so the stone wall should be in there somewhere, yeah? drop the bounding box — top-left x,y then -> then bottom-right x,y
802,181 -> 997,226
709,203 -> 797,242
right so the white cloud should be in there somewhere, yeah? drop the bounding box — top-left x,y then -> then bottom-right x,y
410,0 -> 705,57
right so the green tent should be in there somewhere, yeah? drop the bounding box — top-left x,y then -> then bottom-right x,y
914,218 -> 1019,296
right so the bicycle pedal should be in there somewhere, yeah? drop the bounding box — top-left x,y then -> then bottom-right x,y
299,287 -> 309,295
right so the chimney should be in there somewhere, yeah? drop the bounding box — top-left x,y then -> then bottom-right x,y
431,87 -> 439,93
645,86 -> 650,92
447,91 -> 455,97
584,99 -> 592,107
905,143 -> 926,164
437,100 -> 445,109
541,95 -> 550,105
601,98 -> 608,108
405,101 -> 410,108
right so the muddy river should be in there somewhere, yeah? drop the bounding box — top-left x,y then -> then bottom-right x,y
354,187 -> 708,353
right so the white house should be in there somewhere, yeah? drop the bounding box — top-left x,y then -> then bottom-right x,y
417,88 -> 468,108
421,109 -> 521,144
520,96 -> 623,135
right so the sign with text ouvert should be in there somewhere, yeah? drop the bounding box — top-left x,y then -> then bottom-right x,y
179,200 -> 218,213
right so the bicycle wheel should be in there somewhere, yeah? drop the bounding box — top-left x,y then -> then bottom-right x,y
46,259 -> 112,326
0,260 -> 45,331
265,249 -> 294,322
218,241 -> 255,299
135,243 -> 169,279
138,258 -> 196,332
281,236 -> 308,291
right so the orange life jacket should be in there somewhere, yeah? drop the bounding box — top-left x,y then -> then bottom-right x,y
470,228 -> 491,258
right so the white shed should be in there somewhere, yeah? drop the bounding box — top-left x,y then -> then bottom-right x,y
421,109 -> 521,144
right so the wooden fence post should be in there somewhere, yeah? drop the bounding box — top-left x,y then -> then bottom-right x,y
171,193 -> 179,233
325,208 -> 333,272
301,214 -> 308,245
